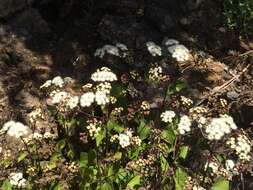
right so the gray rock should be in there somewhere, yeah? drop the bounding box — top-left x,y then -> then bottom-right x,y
9,8 -> 51,38
227,91 -> 240,100
145,6 -> 176,32
98,15 -> 159,48
0,0 -> 27,18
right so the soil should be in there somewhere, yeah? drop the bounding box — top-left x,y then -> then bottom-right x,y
0,0 -> 252,187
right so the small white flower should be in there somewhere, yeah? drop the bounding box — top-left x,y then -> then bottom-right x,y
51,91 -> 68,104
2,121 -> 31,138
94,45 -> 120,58
227,134 -> 251,161
9,172 -> 27,188
161,110 -> 176,123
181,96 -> 193,106
94,48 -> 105,58
52,76 -> 64,87
168,44 -> 190,62
80,92 -> 95,107
118,133 -> 131,148
198,116 -> 207,128
91,67 -> 117,82
103,45 -> 120,56
205,115 -> 237,141
44,132 -> 56,139
95,91 -> 110,106
116,43 -> 128,51
163,38 -> 179,46
225,159 -> 235,171
66,96 -> 79,109
146,41 -> 162,56
178,115 -> 191,135
205,161 -> 219,175
32,132 -> 43,140
148,66 -> 163,81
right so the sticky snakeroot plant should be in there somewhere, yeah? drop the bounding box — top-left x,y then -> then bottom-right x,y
0,41 -> 252,190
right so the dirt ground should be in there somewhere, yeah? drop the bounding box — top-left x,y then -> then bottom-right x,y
0,0 -> 252,187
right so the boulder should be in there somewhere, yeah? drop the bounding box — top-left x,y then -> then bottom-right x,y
0,0 -> 32,18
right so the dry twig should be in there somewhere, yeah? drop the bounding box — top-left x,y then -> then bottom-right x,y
195,64 -> 250,106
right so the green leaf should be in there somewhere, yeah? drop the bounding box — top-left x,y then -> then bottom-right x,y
2,180 -> 12,190
107,120 -> 124,133
160,155 -> 170,173
47,161 -> 57,170
18,151 -> 28,162
88,150 -> 97,166
98,183 -> 112,190
116,168 -> 127,181
173,168 -> 188,190
113,152 -> 122,160
127,175 -> 141,189
175,80 -> 186,92
137,120 -> 151,140
96,129 -> 106,146
212,177 -> 229,190
178,146 -> 189,160
161,127 -> 176,145
80,152 -> 89,168
56,139 -> 66,151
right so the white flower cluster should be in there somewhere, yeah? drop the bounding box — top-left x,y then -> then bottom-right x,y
185,177 -> 206,190
205,159 -> 238,180
49,90 -> 79,110
9,172 -> 27,188
1,121 -> 31,138
50,90 -> 68,104
225,159 -> 238,176
66,96 -> 79,109
43,131 -> 57,139
205,161 -> 219,175
205,115 -> 237,140
177,115 -> 192,134
163,38 -> 179,46
80,92 -> 94,107
140,101 -> 150,111
95,91 -> 110,105
91,67 -> 117,82
111,107 -> 124,116
40,76 -> 65,89
226,134 -> 251,161
148,66 -> 163,81
111,129 -> 141,148
94,43 -> 128,58
161,110 -> 176,123
118,133 -> 131,148
80,67 -> 117,107
86,122 -> 101,138
80,90 -> 111,107
180,96 -> 193,106
146,41 -> 162,56
27,108 -> 44,124
22,131 -> 57,144
164,38 -> 190,62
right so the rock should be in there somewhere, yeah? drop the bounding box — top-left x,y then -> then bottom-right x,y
9,8 -> 51,38
227,91 -> 239,100
145,6 -> 176,32
98,15 -> 159,48
15,89 -> 41,111
0,0 -> 33,18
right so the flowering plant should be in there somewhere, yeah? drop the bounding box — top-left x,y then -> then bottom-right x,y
0,40 -> 252,190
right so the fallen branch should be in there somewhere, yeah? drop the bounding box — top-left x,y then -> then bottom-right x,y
195,64 -> 250,106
